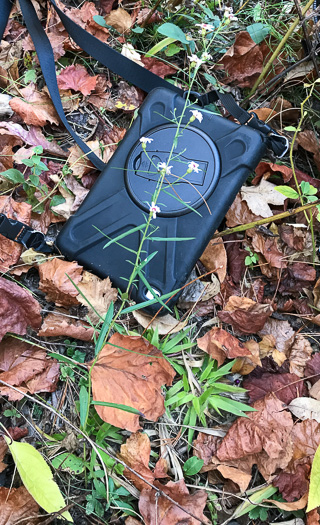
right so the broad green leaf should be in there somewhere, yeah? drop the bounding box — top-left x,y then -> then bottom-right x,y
307,441 -> 320,512
146,37 -> 176,57
183,456 -> 204,476
165,43 -> 182,56
157,23 -> 189,44
93,15 -> 107,27
52,453 -> 85,474
1,168 -> 25,184
232,485 -> 277,519
275,185 -> 299,199
246,23 -> 271,44
5,438 -> 73,522
50,195 -> 66,208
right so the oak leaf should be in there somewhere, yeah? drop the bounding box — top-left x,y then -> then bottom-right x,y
0,486 -> 39,525
57,64 -> 98,96
90,333 -> 175,431
9,84 -> 60,126
0,277 -> 42,342
241,179 -> 286,218
118,432 -> 155,491
139,480 -> 209,525
0,197 -> 32,272
76,271 -> 117,323
38,312 -> 95,341
218,296 -> 273,335
200,236 -> 227,283
38,258 -> 83,307
197,327 -> 250,367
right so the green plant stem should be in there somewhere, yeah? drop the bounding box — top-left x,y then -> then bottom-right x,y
248,0 -> 315,96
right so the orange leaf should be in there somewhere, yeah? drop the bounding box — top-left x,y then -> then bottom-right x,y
9,84 -> 60,126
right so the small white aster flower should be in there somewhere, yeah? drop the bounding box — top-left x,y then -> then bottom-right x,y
201,52 -> 212,62
188,54 -> 203,67
140,137 -> 153,144
158,162 -> 173,175
188,161 -> 201,173
149,201 -> 160,219
190,109 -> 203,123
196,23 -> 214,33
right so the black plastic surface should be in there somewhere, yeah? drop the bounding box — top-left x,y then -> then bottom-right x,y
56,87 -> 267,315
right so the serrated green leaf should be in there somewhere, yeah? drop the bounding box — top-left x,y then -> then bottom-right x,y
5,438 -> 73,522
275,185 -> 299,199
183,456 -> 204,476
307,442 -> 320,512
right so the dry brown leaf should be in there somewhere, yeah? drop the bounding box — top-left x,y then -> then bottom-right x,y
141,56 -> 178,78
197,327 -> 250,367
266,494 -> 308,511
133,310 -> 187,335
50,174 -> 89,219
232,339 -> 262,375
118,432 -> 155,491
67,139 -> 114,178
249,229 -> 287,269
310,380 -> 320,400
0,122 -> 68,159
249,108 -> 277,122
57,64 -> 97,95
216,464 -> 252,493
107,81 -> 144,112
225,193 -> 264,227
241,179 -> 286,218
38,258 -> 83,307
38,312 -> 95,341
307,509 -> 320,524
0,337 -> 59,401
0,197 -> 32,272
105,8 -> 132,33
154,458 -> 168,479
125,519 -> 142,525
289,335 -> 313,377
90,333 -> 175,431
297,130 -> 320,171
0,133 -> 22,172
9,84 -> 60,126
218,296 -> 273,335
254,161 -> 293,184
258,318 -> 295,356
76,271 -> 117,324
0,277 -> 42,342
139,480 -> 209,525
243,372 -> 306,404
200,236 -> 227,283
0,486 -> 39,525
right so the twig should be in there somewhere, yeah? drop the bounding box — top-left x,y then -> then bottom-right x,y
140,0 -> 163,27
293,0 -> 320,78
212,199 -> 320,238
260,55 -> 312,92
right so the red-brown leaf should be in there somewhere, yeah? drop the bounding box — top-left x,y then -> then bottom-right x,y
218,296 -> 273,335
197,327 -> 250,367
0,197 -> 32,272
38,258 -> 83,307
57,64 -> 98,95
0,486 -> 39,525
38,312 -> 95,341
243,372 -> 306,404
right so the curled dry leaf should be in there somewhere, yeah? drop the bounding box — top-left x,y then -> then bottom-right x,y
0,337 -> 59,401
67,139 -> 114,178
200,236 -> 227,283
0,486 -> 39,525
241,179 -> 286,218
248,229 -> 286,270
105,7 -> 132,33
197,327 -> 250,367
218,296 -> 273,335
254,161 -> 293,184
9,84 -> 60,126
225,192 -> 263,227
258,318 -> 295,356
38,312 -> 95,342
249,108 -> 277,122
0,277 -> 42,342
76,271 -> 117,324
90,333 -> 175,432
289,335 -> 313,377
297,130 -> 320,171
133,310 -> 187,335
50,174 -> 89,219
0,122 -> 68,158
232,339 -> 262,375
139,480 -> 209,525
118,432 -> 155,491
57,64 -> 97,96
243,372 -> 306,404
0,197 -> 32,272
38,258 -> 83,307
0,132 -> 22,172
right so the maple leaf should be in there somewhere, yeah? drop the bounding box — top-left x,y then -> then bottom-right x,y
90,333 -> 175,432
0,278 -> 42,342
38,312 -> 95,341
76,271 -> 117,324
197,327 -> 250,367
57,64 -> 98,96
241,179 -> 286,218
118,432 -> 155,491
0,337 -> 59,401
139,480 -> 209,525
218,296 -> 273,335
200,236 -> 227,283
9,84 -> 60,126
0,486 -> 39,525
243,372 -> 306,404
38,258 -> 83,307
0,197 -> 32,272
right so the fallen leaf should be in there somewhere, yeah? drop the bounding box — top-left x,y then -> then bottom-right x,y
218,296 -> 273,335
266,493 -> 308,511
232,339 -> 262,375
289,335 -> 313,377
9,83 -> 60,126
197,327 -> 250,367
0,337 -> 59,401
139,480 -> 209,525
0,122 -> 68,158
307,509 -> 320,524
87,74 -> 111,108
258,318 -> 295,356
224,235 -> 247,283
248,229 -> 286,270
125,519 -> 142,525
90,333 -> 175,431
297,130 -> 320,171
67,139 -> 113,178
249,108 -> 277,121
141,56 -> 178,78
38,312 -> 95,341
310,380 -> 320,400
241,179 -> 286,218
305,353 -> 320,384
50,174 -> 89,219
0,132 -> 22,172
122,43 -> 145,66
200,236 -> 227,283
272,463 -> 310,502
289,398 -> 320,423
0,486 -> 39,525
215,464 -> 252,493
254,161 -> 293,184
38,258 -> 83,307
243,372 -> 306,404
57,64 -> 97,96
118,432 -> 154,491
105,7 -> 132,33
225,193 -> 263,227
133,311 -> 187,335
0,196 -> 32,272
76,271 -> 117,324
0,278 -> 42,342
107,81 -> 144,112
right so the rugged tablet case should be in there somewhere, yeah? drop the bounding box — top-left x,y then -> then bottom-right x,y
56,87 -> 268,315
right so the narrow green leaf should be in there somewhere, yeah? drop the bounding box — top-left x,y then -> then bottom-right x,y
95,302 -> 114,356
79,385 -> 89,429
232,485 -> 277,519
92,401 -> 143,415
149,236 -> 195,241
4,438 -> 73,522
103,224 -> 147,249
146,37 -> 176,57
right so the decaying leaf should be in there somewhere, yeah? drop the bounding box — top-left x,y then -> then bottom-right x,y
50,174 -> 89,219
197,327 -> 250,367
0,132 -> 22,172
38,312 -> 95,341
241,179 -> 286,218
133,311 -> 187,335
297,130 -> 320,171
243,372 -> 306,404
9,84 -> 60,126
38,258 -> 83,307
139,480 -> 209,525
118,432 -> 155,491
0,277 -> 42,342
90,333 -> 175,431
225,193 -> 264,227
141,56 -> 178,78
218,296 -> 273,335
289,335 -> 313,377
76,271 -> 117,323
0,197 -> 32,272
57,64 -> 97,96
105,7 -> 132,33
0,337 -> 59,401
288,398 -> 320,423
0,486 -> 39,525
258,318 -> 295,356
232,339 -> 262,375
248,229 -> 286,269
200,236 -> 227,283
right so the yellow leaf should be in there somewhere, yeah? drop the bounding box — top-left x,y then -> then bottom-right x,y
307,442 -> 320,512
4,438 -> 73,522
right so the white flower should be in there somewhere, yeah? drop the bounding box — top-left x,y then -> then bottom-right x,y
149,201 -> 160,219
190,109 -> 203,123
224,7 -> 238,21
188,161 -> 201,173
188,54 -> 203,67
158,162 -> 173,175
201,52 -> 212,62
196,23 -> 214,33
140,137 -> 153,144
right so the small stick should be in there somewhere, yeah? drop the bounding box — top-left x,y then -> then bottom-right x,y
293,0 -> 320,78
141,0 -> 163,28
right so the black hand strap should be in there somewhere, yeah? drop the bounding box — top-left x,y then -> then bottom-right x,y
0,213 -> 52,253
